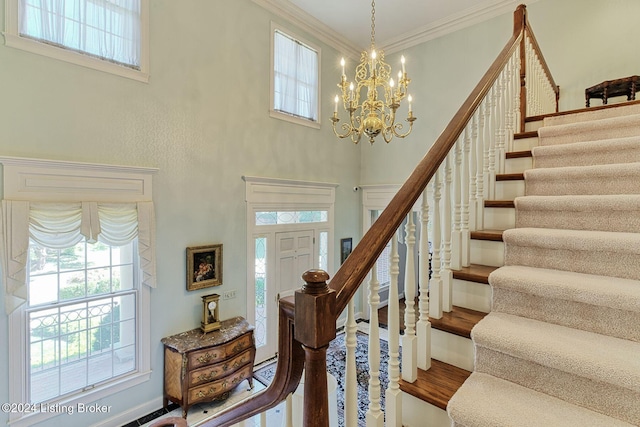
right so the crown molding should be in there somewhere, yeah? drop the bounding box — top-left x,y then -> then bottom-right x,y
252,0 -> 361,58
383,0 -> 540,54
253,0 -> 540,57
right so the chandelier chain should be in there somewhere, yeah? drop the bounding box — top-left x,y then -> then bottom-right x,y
370,0 -> 376,47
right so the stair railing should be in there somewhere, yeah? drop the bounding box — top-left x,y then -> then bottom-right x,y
202,4 -> 557,427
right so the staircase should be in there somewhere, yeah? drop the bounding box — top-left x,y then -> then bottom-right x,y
436,102 -> 640,426
203,6 -> 640,427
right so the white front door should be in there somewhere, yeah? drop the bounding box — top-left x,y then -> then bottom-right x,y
257,229 -> 315,362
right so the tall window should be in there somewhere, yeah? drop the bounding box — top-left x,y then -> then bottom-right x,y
2,158 -> 156,426
28,239 -> 137,404
271,24 -> 320,127
4,0 -> 149,81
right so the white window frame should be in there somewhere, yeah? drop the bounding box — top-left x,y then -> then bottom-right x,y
1,156 -> 157,427
244,176 -> 336,362
3,0 -> 150,83
269,22 -> 321,129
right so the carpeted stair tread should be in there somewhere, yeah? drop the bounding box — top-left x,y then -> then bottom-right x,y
471,312 -> 640,393
447,372 -> 635,427
489,265 -> 640,341
504,227 -> 640,255
532,135 -> 640,168
542,102 -> 640,127
503,227 -> 640,280
490,265 -> 640,313
538,113 -> 640,146
514,194 -> 640,232
524,162 -> 640,196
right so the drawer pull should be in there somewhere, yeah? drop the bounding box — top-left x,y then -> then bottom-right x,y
196,369 -> 219,383
197,352 -> 218,364
197,385 -> 218,398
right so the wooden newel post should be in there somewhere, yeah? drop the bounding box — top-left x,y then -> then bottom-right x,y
295,269 -> 336,427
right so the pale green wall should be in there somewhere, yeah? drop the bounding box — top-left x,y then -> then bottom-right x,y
0,1 -> 360,426
1,0 -> 638,425
360,0 -> 640,185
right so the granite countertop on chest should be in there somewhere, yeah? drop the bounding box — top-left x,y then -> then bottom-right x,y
161,316 -> 253,353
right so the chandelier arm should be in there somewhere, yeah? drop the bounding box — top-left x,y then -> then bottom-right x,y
390,115 -> 417,139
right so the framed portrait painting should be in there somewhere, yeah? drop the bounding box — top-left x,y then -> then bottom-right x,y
187,244 -> 223,291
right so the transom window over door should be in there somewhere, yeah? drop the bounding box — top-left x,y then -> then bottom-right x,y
270,23 -> 321,128
4,0 -> 150,81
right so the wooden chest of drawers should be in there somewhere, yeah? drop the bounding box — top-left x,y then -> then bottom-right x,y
161,317 -> 255,418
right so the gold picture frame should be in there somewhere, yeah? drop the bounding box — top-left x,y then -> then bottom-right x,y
186,244 -> 223,291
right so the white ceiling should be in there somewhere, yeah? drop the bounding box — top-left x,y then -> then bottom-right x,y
256,0 -> 535,54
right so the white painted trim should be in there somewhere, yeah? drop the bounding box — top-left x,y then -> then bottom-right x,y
2,0 -> 150,82
253,0 -> 540,56
244,176 -> 337,206
253,0 -> 360,57
88,397 -> 163,427
0,156 -> 157,202
269,22 -> 322,128
245,176 -> 337,362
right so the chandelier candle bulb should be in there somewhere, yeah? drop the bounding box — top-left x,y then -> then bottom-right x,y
408,95 -> 413,113
330,0 -> 416,144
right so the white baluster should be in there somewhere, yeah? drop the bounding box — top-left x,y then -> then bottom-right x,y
402,212 -> 418,382
490,83 -> 499,201
441,156 -> 453,312
385,231 -> 402,427
285,394 -> 293,427
462,123 -> 472,267
496,69 -> 506,175
260,408 -> 267,427
366,264 -> 383,427
476,101 -> 486,231
514,46 -> 522,134
467,117 -> 477,234
483,88 -> 494,211
429,171 -> 443,319
344,299 -> 358,427
417,187 -> 432,371
451,139 -> 462,271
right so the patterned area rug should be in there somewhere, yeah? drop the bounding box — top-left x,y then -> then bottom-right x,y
253,330 -> 400,426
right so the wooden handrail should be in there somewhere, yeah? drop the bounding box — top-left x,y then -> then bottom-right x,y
199,5 -> 560,427
330,5 -> 528,315
200,298 -> 305,427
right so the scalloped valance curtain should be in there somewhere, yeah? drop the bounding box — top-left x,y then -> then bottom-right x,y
1,200 -> 156,313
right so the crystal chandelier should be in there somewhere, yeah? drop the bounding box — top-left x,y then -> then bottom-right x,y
331,0 -> 416,144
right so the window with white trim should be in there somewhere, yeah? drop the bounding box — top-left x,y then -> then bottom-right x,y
270,24 -> 321,128
1,158 -> 156,426
4,0 -> 149,82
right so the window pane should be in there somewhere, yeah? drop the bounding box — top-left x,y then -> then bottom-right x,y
319,231 -> 328,271
254,237 -> 267,349
273,30 -> 318,121
29,274 -> 58,306
27,238 -> 137,404
19,0 -> 142,68
255,210 -> 328,226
